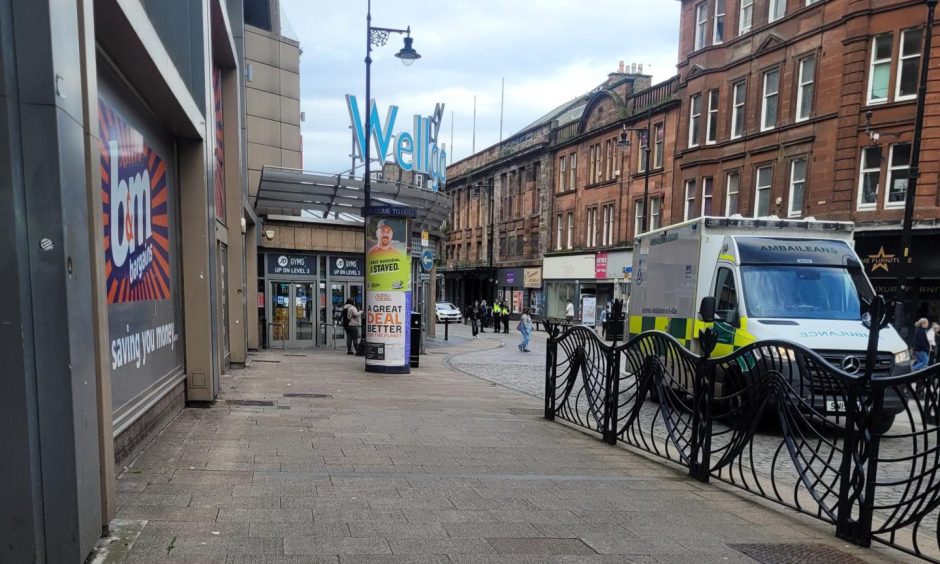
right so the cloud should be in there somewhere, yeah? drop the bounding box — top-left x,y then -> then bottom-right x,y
280,0 -> 680,174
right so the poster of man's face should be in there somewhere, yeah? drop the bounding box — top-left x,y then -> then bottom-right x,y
367,217 -> 406,256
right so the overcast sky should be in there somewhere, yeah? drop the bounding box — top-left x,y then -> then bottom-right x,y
279,0 -> 681,175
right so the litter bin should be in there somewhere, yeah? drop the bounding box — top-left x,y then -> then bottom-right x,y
410,312 -> 421,368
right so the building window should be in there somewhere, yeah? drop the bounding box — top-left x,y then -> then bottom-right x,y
244,0 -> 272,31
532,162 -> 541,215
559,157 -> 567,192
694,2 -> 708,50
788,158 -> 807,218
702,177 -> 714,215
713,0 -> 725,44
731,81 -> 745,139
796,55 -> 816,122
635,200 -> 645,236
706,89 -> 719,144
603,203 -> 615,245
897,29 -> 923,101
739,0 -> 753,35
653,123 -> 665,168
605,140 -> 613,181
684,179 -> 697,221
587,207 -> 597,247
768,0 -> 785,23
761,69 -> 780,131
650,197 -> 661,230
569,153 -> 577,189
566,212 -> 574,249
637,134 -> 648,173
589,145 -> 598,184
725,171 -> 740,215
857,147 -> 880,209
689,94 -> 702,147
868,34 -> 893,104
754,165 -> 773,217
886,143 -> 911,208
556,214 -> 563,249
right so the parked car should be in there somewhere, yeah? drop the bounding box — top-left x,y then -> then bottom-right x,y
435,302 -> 462,323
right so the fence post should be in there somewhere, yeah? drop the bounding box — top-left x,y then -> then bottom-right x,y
835,296 -> 886,546
544,326 -> 557,421
604,344 -> 620,445
689,328 -> 717,482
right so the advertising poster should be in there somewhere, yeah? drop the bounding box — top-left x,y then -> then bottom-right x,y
364,216 -> 412,368
512,290 -> 524,314
582,296 -> 597,326
100,96 -> 183,426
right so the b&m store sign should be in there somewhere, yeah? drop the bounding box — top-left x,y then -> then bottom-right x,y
100,101 -> 172,304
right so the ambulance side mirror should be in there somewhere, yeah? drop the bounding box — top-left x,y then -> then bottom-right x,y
699,297 -> 716,323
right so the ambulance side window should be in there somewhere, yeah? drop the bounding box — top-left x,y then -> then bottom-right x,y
713,267 -> 739,327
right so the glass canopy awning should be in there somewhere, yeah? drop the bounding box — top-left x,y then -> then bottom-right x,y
255,166 -> 452,235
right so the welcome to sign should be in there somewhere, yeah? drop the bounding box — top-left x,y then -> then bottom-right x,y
345,95 -> 447,191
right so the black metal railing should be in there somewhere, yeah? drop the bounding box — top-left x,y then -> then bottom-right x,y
544,297 -> 940,562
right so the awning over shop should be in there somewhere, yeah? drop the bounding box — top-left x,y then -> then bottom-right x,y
255,166 -> 452,235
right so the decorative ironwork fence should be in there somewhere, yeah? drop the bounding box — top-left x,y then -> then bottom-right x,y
544,298 -> 940,562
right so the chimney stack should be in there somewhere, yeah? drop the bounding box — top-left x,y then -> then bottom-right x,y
618,60 -> 625,73
638,63 -> 644,74
631,62 -> 637,73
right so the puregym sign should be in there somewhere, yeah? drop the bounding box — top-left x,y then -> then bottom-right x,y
345,95 -> 447,190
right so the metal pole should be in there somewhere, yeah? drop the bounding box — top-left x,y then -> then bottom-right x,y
894,0 -> 936,331
362,0 -> 373,361
642,110 -> 652,233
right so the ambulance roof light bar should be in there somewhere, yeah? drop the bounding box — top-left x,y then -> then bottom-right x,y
703,216 -> 854,232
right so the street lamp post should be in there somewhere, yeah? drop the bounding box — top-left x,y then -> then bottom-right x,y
361,0 -> 420,360
618,114 -> 653,232
894,0 -> 936,332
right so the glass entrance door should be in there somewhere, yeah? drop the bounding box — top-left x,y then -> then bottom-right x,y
270,281 -> 317,348
270,281 -> 290,347
294,283 -> 314,343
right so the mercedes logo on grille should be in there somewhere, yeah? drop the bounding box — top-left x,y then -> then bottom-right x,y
842,356 -> 862,375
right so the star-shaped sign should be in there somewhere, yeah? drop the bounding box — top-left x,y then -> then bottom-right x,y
868,246 -> 896,273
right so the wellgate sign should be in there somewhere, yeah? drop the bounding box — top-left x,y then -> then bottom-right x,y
345,95 -> 447,190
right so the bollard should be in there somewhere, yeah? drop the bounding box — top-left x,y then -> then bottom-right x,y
444,318 -> 449,341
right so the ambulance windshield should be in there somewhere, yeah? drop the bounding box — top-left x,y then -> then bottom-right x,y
741,265 -> 874,320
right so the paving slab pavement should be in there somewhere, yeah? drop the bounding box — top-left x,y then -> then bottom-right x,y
94,331 -> 913,563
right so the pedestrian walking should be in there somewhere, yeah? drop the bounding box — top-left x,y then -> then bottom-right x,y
502,302 -> 510,334
928,321 -> 937,365
517,308 -> 533,352
913,318 -> 931,371
341,298 -> 361,355
492,301 -> 501,334
479,300 -> 488,333
467,300 -> 480,338
599,304 -> 609,337
565,300 -> 574,324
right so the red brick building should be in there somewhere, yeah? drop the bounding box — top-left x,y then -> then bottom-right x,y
443,68 -> 659,316
544,75 -> 681,318
675,0 -> 940,320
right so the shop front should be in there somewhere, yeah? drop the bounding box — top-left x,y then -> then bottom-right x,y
261,251 -> 365,348
543,254 -> 596,319
855,229 -> 940,325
